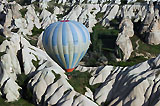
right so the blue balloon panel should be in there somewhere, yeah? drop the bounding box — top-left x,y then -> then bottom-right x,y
42,20 -> 90,72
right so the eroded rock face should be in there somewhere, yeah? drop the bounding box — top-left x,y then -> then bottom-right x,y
147,20 -> 160,45
116,33 -> 133,61
64,4 -> 99,32
64,5 -> 82,21
27,55 -> 98,106
102,4 -> 119,27
10,2 -> 22,19
25,5 -> 41,31
0,2 -> 22,37
147,9 -> 160,45
87,55 -> 160,106
119,18 -> 134,37
15,18 -> 31,35
0,34 -> 21,102
37,31 -> 44,50
116,18 -> 134,61
119,3 -> 147,22
4,9 -> 12,28
0,3 -> 4,12
1,33 -> 159,106
77,4 -> 98,32
140,1 -> 154,35
138,1 -> 160,45
40,9 -> 57,29
56,90 -> 98,106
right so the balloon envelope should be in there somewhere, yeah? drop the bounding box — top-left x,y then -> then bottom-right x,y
42,20 -> 90,72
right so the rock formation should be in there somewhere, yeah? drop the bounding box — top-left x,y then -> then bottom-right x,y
88,55 -> 160,106
0,34 -> 21,102
147,9 -> 160,45
140,1 -> 154,36
102,4 -> 119,27
116,18 -> 134,61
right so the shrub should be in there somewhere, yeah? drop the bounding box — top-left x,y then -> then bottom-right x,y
51,70 -> 61,83
16,73 -> 34,105
27,26 -> 43,46
0,35 -> 6,45
32,1 -> 42,13
0,97 -> 35,106
32,56 -> 40,69
19,8 -> 27,18
90,23 -> 119,53
121,0 -> 127,5
86,57 -> 98,67
66,71 -> 91,94
96,12 -> 105,20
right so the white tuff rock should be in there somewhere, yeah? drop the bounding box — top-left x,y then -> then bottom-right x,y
116,18 -> 134,61
0,34 -> 21,102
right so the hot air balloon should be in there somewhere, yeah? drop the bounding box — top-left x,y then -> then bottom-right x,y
42,20 -> 90,72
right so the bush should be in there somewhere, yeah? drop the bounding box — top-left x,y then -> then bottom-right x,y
66,70 -> 102,95
66,71 -> 91,94
46,1 -> 56,13
19,8 -> 27,18
96,12 -> 105,20
51,70 -> 61,83
85,57 -> 98,67
0,35 -> 6,45
115,45 -> 124,60
16,73 -> 34,105
32,27 -> 43,37
27,26 -> 43,46
32,1 -> 42,13
90,23 -> 119,54
32,55 -> 40,69
91,31 -> 103,53
0,97 -> 35,106
121,0 -> 127,5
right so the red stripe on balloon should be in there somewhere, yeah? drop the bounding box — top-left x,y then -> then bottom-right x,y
60,20 -> 69,22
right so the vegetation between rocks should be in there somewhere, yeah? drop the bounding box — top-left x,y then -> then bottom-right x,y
66,70 -> 101,95
108,56 -> 148,67
66,71 -> 91,94
0,97 -> 35,106
16,73 -> 33,104
19,8 -> 27,18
